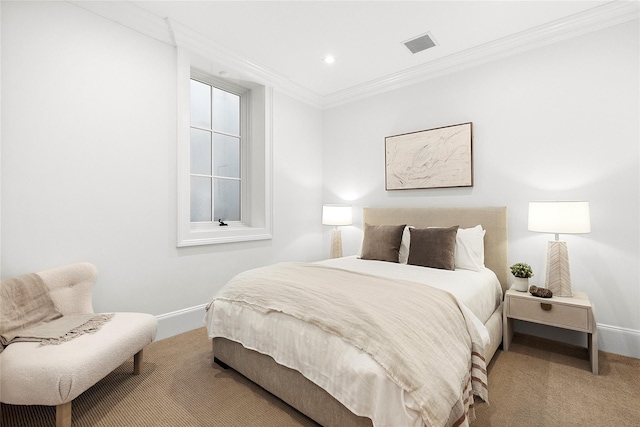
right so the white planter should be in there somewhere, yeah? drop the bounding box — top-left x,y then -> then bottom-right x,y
513,277 -> 530,292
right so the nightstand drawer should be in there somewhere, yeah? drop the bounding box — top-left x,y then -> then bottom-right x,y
508,297 -> 591,332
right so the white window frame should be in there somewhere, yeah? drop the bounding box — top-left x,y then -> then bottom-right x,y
177,48 -> 273,246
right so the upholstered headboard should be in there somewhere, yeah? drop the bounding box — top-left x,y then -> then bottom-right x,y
363,207 -> 509,293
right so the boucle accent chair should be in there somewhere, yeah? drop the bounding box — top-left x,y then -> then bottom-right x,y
0,263 -> 157,427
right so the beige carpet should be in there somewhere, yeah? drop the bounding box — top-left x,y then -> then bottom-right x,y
2,328 -> 638,427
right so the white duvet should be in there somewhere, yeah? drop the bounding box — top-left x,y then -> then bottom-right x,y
205,257 -> 502,427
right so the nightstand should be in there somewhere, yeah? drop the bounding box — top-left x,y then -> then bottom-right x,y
503,288 -> 598,374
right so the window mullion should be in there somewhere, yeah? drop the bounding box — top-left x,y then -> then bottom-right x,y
213,129 -> 240,138
210,84 -> 215,224
212,176 -> 241,180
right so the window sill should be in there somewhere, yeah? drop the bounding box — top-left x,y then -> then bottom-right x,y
177,224 -> 272,247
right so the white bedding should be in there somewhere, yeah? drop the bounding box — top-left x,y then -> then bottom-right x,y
205,257 -> 502,427
321,257 -> 502,325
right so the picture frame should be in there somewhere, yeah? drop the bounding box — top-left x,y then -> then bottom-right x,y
385,122 -> 473,190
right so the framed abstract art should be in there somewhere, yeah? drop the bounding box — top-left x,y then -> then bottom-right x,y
385,122 -> 473,190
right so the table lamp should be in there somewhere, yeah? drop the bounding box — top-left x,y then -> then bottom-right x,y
322,205 -> 352,259
528,201 -> 590,297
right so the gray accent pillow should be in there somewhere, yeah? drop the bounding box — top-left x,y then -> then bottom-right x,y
360,224 -> 406,263
407,226 -> 459,270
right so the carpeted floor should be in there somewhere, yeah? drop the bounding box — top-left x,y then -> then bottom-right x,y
2,328 -> 639,426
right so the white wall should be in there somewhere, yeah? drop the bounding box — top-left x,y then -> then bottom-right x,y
1,1 -> 324,339
323,20 -> 640,358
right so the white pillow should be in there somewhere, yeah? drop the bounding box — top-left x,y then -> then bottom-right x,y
454,225 -> 486,271
398,226 -> 413,264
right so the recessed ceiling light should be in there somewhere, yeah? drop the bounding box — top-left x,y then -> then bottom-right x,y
324,55 -> 336,64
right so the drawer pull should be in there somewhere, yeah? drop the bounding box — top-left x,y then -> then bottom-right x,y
541,303 -> 552,311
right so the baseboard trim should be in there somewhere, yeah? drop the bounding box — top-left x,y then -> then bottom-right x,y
597,323 -> 640,359
514,320 -> 640,359
155,304 -> 207,341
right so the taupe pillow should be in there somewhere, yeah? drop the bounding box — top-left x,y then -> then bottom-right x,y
360,224 -> 406,263
407,226 -> 459,270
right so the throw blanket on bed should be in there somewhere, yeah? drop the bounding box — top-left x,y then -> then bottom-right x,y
211,262 -> 488,427
0,273 -> 113,353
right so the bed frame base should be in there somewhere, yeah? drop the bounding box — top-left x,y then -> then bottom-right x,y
213,338 -> 373,427
213,357 -> 229,370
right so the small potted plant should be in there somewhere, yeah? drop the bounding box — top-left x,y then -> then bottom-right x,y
510,262 -> 533,292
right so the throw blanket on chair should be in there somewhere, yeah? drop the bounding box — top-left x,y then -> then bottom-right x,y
0,273 -> 113,353
210,262 -> 489,427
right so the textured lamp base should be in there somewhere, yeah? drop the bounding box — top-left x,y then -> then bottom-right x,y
545,240 -> 572,297
329,229 -> 343,259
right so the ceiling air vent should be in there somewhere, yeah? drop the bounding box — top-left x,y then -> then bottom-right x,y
403,32 -> 437,54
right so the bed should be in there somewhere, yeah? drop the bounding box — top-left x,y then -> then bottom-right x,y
205,207 -> 508,427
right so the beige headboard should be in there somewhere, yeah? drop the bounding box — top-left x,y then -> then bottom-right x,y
363,207 -> 509,293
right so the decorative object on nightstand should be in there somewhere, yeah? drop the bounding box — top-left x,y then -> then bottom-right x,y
528,285 -> 552,298
322,205 -> 352,259
528,201 -> 591,297
510,262 -> 533,292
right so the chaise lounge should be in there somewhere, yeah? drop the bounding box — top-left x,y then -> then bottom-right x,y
0,263 -> 157,427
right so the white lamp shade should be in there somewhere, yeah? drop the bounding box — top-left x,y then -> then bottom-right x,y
322,205 -> 352,226
528,201 -> 591,234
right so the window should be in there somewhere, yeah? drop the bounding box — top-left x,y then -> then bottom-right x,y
189,77 -> 243,224
177,48 -> 272,246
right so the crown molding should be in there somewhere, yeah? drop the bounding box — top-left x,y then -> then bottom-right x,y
69,0 -> 174,45
69,1 -> 637,110
68,1 -> 324,108
322,1 -> 640,109
166,19 -> 324,108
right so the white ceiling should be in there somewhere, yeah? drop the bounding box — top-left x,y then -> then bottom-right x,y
75,1 -> 637,107
132,0 -> 613,97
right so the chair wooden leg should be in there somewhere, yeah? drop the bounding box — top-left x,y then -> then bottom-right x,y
133,349 -> 144,375
56,401 -> 72,427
